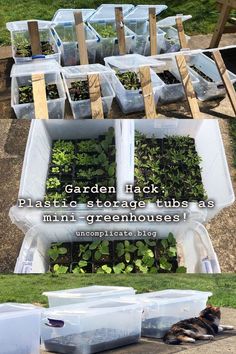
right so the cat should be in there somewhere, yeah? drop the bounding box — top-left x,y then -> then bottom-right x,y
163,304 -> 234,345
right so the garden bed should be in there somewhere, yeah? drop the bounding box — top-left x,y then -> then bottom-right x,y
134,133 -> 207,202
45,127 -> 116,203
47,233 -> 186,274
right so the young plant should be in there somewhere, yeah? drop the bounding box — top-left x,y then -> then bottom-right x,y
116,70 -> 141,90
46,177 -> 61,190
93,240 -> 110,261
53,264 -> 69,274
45,192 -> 67,202
48,243 -> 67,262
113,262 -> 133,274
116,240 -> 137,263
96,264 -> 112,274
78,244 -> 92,261
93,23 -> 117,38
69,80 -> 90,101
72,260 -> 88,274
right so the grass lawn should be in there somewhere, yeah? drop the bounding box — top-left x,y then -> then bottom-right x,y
0,0 -> 222,46
0,274 -> 236,308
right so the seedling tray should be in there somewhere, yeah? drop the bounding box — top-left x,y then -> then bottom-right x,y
44,329 -> 139,354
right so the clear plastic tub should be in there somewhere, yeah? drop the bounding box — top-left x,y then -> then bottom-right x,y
88,21 -> 136,62
149,55 -> 199,103
52,8 -> 95,23
43,285 -> 136,307
120,290 -> 212,338
161,26 -> 190,53
186,52 -> 236,101
125,21 -> 166,55
104,54 -> 165,114
88,4 -> 134,22
62,64 -> 115,119
6,20 -> 61,64
13,220 -> 220,274
41,300 -> 143,354
0,303 -> 41,354
52,13 -> 99,66
11,60 -> 66,119
124,5 -> 168,22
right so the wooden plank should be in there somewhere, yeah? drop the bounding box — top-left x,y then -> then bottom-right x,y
175,17 -> 188,49
212,50 -> 236,116
175,54 -> 201,119
149,7 -> 157,56
115,7 -> 126,55
139,66 -> 157,119
27,21 -> 42,56
88,74 -> 104,119
31,73 -> 49,119
74,11 -> 89,65
209,2 -> 232,48
217,0 -> 236,8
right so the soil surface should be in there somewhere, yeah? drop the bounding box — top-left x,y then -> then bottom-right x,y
40,307 -> 236,353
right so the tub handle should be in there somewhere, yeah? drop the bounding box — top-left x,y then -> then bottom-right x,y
45,318 -> 65,328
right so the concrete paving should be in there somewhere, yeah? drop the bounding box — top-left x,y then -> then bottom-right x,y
40,307 -> 236,354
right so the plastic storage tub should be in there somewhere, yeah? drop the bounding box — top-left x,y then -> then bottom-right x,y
62,64 -> 115,119
88,21 -> 136,62
149,55 -> 199,104
0,303 -> 41,354
13,220 -> 220,274
124,5 -> 167,55
11,60 -> 66,119
41,299 -> 142,354
121,290 -> 212,338
51,9 -> 98,66
130,119 -> 234,220
43,285 -> 136,307
186,52 -> 236,101
104,54 -> 165,114
6,20 -> 60,64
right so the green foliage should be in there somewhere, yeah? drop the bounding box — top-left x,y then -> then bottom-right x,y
72,261 -> 88,274
53,264 -> 68,274
69,80 -> 90,101
94,240 -> 110,261
116,70 -> 141,90
116,240 -> 137,263
46,177 -> 61,190
48,243 -> 67,262
92,23 -> 117,38
45,192 -> 67,202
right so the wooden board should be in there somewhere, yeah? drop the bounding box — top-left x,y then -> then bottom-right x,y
139,66 -> 157,119
74,11 -> 89,65
175,54 -> 201,119
175,17 -> 188,49
27,21 -> 42,56
212,50 -> 236,116
149,8 -> 157,55
209,2 -> 232,48
32,73 -> 49,119
115,7 -> 126,55
88,74 -> 104,119
218,0 -> 236,8
223,25 -> 236,33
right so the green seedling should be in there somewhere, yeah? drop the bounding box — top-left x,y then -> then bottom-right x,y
116,240 -> 137,263
48,243 -> 68,262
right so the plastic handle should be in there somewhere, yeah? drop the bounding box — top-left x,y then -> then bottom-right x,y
45,318 -> 65,328
32,55 -> 46,59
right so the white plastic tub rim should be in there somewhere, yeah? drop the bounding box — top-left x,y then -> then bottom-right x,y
87,20 -> 136,43
51,8 -> 96,24
0,302 -> 42,318
131,119 -> 234,221
104,53 -> 166,71
13,220 -> 221,274
88,4 -> 135,22
124,5 -> 168,21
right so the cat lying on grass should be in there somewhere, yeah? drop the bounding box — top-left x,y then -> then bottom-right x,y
163,304 -> 234,345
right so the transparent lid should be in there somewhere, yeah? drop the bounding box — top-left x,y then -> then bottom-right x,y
158,15 -> 192,28
135,290 -> 212,304
11,60 -> 61,77
125,5 -> 168,21
104,54 -> 166,70
89,4 -> 134,22
43,285 -> 135,298
6,20 -> 52,32
52,8 -> 95,24
0,303 -> 41,319
62,64 -> 114,78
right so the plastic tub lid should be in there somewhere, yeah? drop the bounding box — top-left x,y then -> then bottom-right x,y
6,20 -> 52,32
135,289 -> 212,304
158,15 -> 192,28
89,4 -> 134,21
0,303 -> 41,319
52,8 -> 95,24
125,5 -> 168,21
62,64 -> 114,77
104,54 -> 166,70
10,60 -> 61,77
43,285 -> 135,299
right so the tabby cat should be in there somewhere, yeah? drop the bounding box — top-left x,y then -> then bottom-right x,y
163,304 -> 234,345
